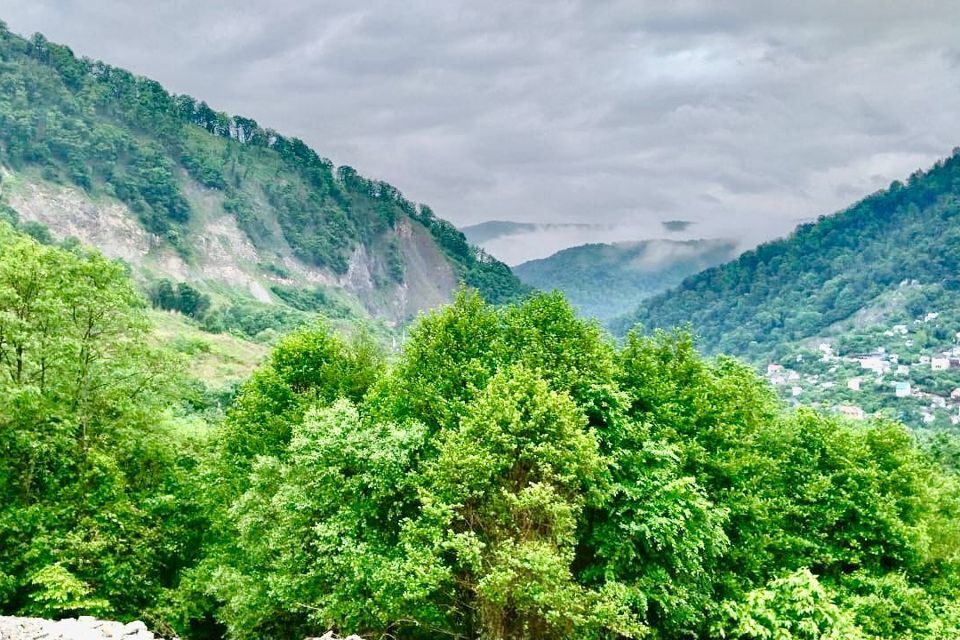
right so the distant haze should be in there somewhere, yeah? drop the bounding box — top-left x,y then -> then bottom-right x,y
462,216 -> 798,265
1,1 -> 959,257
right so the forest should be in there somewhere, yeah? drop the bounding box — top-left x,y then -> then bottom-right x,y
2,220 -> 960,640
618,149 -> 960,362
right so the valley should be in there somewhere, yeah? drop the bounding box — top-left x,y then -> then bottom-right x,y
2,13 -> 960,640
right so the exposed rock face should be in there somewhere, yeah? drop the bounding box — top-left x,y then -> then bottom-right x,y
5,175 -> 460,326
0,616 -> 164,640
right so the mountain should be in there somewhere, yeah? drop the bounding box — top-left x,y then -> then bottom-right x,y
617,149 -> 960,358
513,238 -> 739,319
0,26 -> 527,329
615,149 -> 960,426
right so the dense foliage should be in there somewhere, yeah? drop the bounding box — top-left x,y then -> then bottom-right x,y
0,23 -> 527,305
513,239 -> 737,320
1,223 -> 959,638
0,224 -> 207,632
188,291 -> 960,640
617,149 -> 960,361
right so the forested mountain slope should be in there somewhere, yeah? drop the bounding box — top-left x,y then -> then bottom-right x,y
0,24 -> 526,326
514,238 -> 738,319
617,149 -> 960,361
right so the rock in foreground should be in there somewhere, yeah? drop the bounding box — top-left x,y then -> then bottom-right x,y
0,616 -> 160,640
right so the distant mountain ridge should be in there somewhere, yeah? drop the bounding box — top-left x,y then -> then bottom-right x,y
513,238 -> 739,320
461,218 -> 709,265
616,149 -> 960,362
0,25 -> 527,327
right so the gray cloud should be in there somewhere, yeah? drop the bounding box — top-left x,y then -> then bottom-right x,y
2,0 -> 959,263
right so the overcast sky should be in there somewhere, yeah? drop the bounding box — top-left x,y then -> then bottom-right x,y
2,1 -> 960,260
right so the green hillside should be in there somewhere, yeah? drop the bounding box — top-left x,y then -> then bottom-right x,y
617,149 -> 960,362
0,24 -> 527,327
514,238 -> 738,319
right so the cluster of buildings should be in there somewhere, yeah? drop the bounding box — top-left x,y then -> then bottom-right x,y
764,323 -> 960,425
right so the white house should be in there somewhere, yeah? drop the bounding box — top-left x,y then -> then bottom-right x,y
791,386 -> 803,397
859,356 -> 888,375
932,357 -> 951,371
896,365 -> 910,376
847,377 -> 862,391
895,381 -> 911,398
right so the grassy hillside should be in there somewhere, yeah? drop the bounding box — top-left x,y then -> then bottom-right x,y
0,23 -> 527,326
514,238 -> 738,319
617,149 -> 960,362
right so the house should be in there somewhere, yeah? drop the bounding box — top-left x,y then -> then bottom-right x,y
923,411 -> 936,424
766,363 -> 783,375
932,357 -> 951,371
919,355 -> 931,364
950,388 -> 960,401
895,381 -> 911,398
847,377 -> 862,391
932,396 -> 948,408
838,405 -> 866,420
787,371 -> 801,382
858,356 -> 888,375
791,386 -> 803,397
896,365 -> 910,376
893,324 -> 908,335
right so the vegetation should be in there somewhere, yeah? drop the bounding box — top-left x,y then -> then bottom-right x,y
617,149 -> 960,361
0,223 -> 206,628
0,23 -> 527,308
3,217 -> 958,639
514,239 -> 737,320
149,280 -> 212,319
3,20 -> 960,640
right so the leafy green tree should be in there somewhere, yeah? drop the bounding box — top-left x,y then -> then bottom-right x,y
0,224 -> 204,623
718,569 -> 865,640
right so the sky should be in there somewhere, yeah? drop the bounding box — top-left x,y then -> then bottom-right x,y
2,1 -> 960,263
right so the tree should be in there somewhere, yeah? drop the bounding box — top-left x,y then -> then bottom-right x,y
718,569 -> 865,640
0,224 -> 201,623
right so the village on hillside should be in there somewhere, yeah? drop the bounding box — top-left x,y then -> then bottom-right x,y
765,306 -> 960,429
